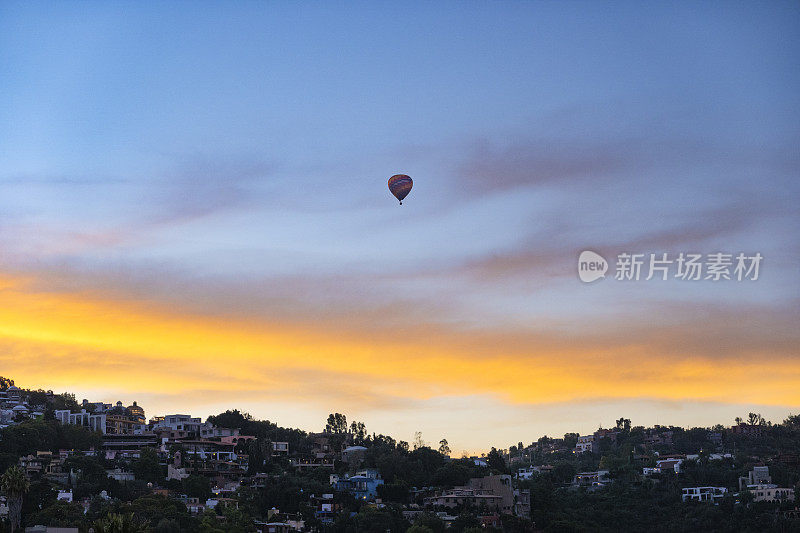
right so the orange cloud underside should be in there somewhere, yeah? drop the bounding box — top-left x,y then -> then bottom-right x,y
1,272 -> 799,408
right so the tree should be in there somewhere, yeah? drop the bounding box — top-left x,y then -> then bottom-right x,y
450,513 -> 480,532
131,448 -> 163,484
486,447 -> 506,473
182,475 -> 211,501
377,480 -> 410,503
438,439 -> 451,457
52,392 -> 80,412
128,494 -> 191,530
25,389 -> 49,408
350,421 -> 367,444
551,462 -> 576,484
413,431 -> 425,450
783,413 -> 800,428
92,512 -> 148,533
24,500 -> 84,529
616,417 -> 631,431
351,506 -> 406,532
325,413 -> 347,434
1,465 -> 31,532
0,377 -> 14,390
206,410 -> 252,430
413,513 -> 445,533
246,439 -> 265,475
748,413 -> 766,426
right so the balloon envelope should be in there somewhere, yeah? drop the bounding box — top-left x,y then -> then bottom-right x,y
388,174 -> 413,204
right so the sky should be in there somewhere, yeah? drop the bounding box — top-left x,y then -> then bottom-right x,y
0,1 -> 799,454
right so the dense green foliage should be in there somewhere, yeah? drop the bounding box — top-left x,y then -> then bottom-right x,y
2,378 -> 799,533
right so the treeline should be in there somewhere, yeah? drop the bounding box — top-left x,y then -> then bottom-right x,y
0,418 -> 102,472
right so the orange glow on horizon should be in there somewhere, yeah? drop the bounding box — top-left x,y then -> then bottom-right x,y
1,271 -> 799,411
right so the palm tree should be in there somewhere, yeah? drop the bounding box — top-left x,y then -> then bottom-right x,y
92,512 -> 147,533
1,465 -> 30,533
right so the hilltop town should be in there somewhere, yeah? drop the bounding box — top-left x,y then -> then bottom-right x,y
0,377 -> 798,532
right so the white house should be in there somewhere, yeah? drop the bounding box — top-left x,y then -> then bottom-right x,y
574,435 -> 596,454
682,486 -> 727,502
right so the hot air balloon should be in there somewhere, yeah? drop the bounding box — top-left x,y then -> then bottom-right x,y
388,174 -> 413,205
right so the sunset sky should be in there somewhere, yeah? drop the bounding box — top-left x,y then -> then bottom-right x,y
1,2 -> 799,454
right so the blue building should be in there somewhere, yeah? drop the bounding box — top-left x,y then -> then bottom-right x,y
334,469 -> 384,501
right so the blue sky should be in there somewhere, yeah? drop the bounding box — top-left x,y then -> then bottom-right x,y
0,1 -> 799,452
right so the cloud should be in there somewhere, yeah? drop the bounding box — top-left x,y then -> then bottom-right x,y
444,195 -> 778,286
0,156 -> 280,256
451,108 -> 800,198
145,158 -> 277,225
2,270 -> 799,410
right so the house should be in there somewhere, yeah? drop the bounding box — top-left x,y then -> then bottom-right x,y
514,487 -> 531,518
334,469 -> 384,500
516,466 -> 537,480
730,423 -> 763,437
479,514 -> 501,528
82,399 -> 112,412
256,523 -> 302,533
309,433 -> 335,459
312,493 -> 338,524
106,468 -> 135,482
126,401 -> 146,424
424,474 -> 524,516
682,486 -> 727,502
402,508 -> 425,522
6,386 -> 21,402
424,487 -> 503,510
686,453 -> 732,461
655,458 -> 683,474
178,440 -> 246,483
152,414 -> 202,437
55,409 -> 107,434
745,484 -> 795,502
471,456 -> 488,467
200,423 -> 239,439
258,510 -> 304,532
219,435 -> 256,447
341,445 -> 367,464
574,435 -> 596,454
205,497 -> 238,510
212,482 -> 241,498
290,457 -> 334,469
468,475 -> 517,515
594,428 -> 621,442
167,464 -> 190,481
644,428 -> 674,447
573,470 -> 610,487
271,442 -> 289,456
19,455 -> 45,477
738,466 -> 771,491
96,401 -> 147,435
